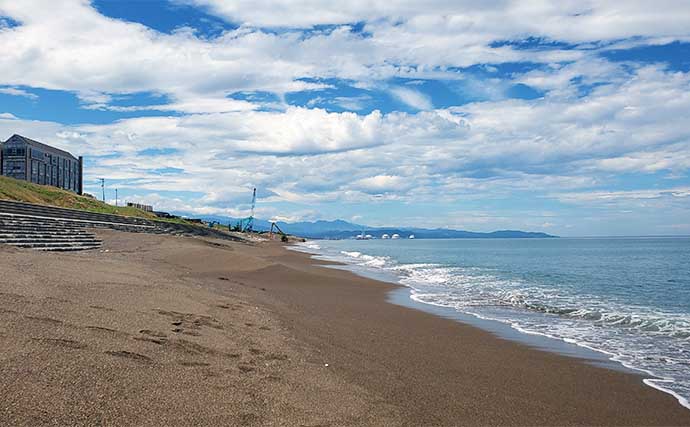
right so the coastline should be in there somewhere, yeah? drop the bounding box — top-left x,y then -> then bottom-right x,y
1,231 -> 689,425
291,238 -> 690,411
268,241 -> 690,425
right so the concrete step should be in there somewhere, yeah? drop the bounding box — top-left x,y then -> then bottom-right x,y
0,228 -> 89,235
0,233 -> 92,239
0,233 -> 98,239
0,238 -> 101,244
0,213 -> 155,230
0,223 -> 87,228
0,202 -> 151,226
0,221 -> 86,226
6,241 -> 101,249
1,200 -> 238,243
34,245 -> 102,252
0,224 -> 87,229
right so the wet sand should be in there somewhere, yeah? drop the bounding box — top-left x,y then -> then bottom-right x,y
1,230 -> 689,426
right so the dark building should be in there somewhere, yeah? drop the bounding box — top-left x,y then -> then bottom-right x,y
0,134 -> 83,194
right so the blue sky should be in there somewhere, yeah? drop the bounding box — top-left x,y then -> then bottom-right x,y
1,1 -> 690,236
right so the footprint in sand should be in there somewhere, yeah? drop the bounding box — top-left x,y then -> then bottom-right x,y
135,330 -> 168,345
105,350 -> 153,363
169,338 -> 216,355
155,309 -> 224,332
139,329 -> 167,337
89,305 -> 115,312
31,337 -> 86,349
178,361 -> 211,367
85,325 -> 129,336
264,353 -> 289,361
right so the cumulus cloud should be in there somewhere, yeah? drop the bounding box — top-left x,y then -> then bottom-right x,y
1,1 -> 690,233
182,0 -> 690,44
2,0 -> 677,117
1,60 -> 687,214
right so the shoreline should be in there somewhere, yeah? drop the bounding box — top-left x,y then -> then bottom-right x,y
290,245 -> 627,370
248,241 -> 690,424
290,239 -> 690,412
2,231 -> 689,425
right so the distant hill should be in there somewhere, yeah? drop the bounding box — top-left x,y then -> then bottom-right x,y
196,215 -> 557,239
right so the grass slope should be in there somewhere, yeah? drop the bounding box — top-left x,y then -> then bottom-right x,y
0,175 -> 190,224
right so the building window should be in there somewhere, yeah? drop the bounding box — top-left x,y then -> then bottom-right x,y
2,147 -> 25,157
30,148 -> 43,160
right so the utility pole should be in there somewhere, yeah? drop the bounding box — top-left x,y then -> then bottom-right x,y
99,178 -> 105,202
115,188 -> 118,207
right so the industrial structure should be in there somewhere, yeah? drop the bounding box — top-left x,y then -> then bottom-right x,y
0,134 -> 83,194
234,188 -> 257,232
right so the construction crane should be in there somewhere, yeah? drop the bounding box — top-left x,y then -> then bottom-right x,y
245,187 -> 256,232
233,188 -> 257,233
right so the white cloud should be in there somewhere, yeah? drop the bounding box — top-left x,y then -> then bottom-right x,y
388,86 -> 433,110
1,1 -> 690,233
0,86 -> 38,99
354,175 -> 408,193
182,0 -> 690,44
554,188 -> 690,204
1,62 -> 689,214
3,0 -> 687,118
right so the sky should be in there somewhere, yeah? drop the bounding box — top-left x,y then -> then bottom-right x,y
1,1 -> 690,236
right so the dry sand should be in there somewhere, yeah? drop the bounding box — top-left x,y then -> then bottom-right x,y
1,230 -> 689,426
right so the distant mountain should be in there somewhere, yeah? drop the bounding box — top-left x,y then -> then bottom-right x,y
273,219 -> 367,235
290,227 -> 556,239
192,214 -> 557,239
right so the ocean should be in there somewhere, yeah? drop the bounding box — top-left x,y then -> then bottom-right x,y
292,237 -> 690,409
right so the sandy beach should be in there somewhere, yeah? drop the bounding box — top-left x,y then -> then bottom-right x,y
1,230 -> 689,426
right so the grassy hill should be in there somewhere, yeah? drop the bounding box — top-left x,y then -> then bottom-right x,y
0,175 -> 189,224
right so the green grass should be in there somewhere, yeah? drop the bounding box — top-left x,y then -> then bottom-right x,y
0,175 -> 195,226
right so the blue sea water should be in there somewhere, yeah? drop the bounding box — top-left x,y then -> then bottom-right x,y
292,237 -> 690,408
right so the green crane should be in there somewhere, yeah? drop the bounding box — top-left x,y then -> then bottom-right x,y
232,188 -> 257,233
